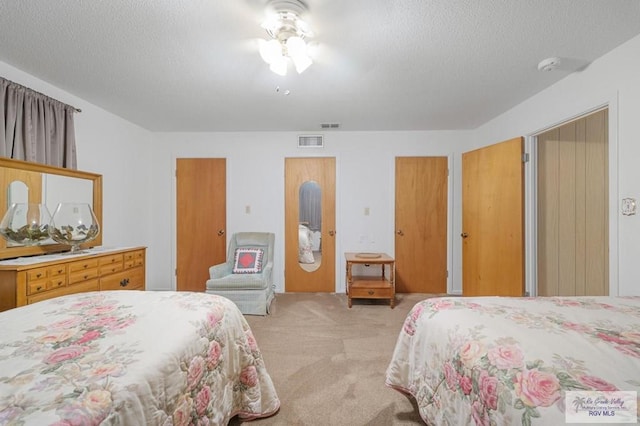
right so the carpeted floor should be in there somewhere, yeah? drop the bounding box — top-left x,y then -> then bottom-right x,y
231,292 -> 432,425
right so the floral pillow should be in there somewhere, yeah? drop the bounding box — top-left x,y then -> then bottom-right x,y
232,248 -> 264,274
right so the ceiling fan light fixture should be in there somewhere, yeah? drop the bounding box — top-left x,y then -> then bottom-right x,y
259,39 -> 283,64
292,54 -> 312,74
269,56 -> 288,76
259,0 -> 314,76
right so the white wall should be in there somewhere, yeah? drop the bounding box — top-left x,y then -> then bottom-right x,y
0,60 -> 155,254
150,131 -> 468,293
4,33 -> 640,297
471,34 -> 640,296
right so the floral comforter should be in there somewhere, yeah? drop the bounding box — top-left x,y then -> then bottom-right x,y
0,291 -> 280,425
385,296 -> 640,425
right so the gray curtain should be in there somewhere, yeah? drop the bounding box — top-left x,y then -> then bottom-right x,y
299,181 -> 322,232
0,77 -> 77,169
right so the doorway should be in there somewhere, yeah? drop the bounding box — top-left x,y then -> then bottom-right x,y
176,158 -> 227,292
394,157 -> 448,293
284,157 -> 336,292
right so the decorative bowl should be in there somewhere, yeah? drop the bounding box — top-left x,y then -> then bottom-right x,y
0,203 -> 52,246
49,203 -> 100,254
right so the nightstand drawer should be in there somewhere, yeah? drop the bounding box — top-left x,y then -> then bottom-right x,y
350,284 -> 394,299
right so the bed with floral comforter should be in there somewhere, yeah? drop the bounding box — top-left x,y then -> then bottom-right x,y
385,296 -> 640,425
0,290 -> 280,425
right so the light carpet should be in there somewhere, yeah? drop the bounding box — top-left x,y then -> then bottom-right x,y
231,292 -> 433,425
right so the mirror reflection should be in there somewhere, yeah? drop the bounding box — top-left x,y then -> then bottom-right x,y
4,174 -> 94,248
298,180 -> 321,272
8,180 -> 29,204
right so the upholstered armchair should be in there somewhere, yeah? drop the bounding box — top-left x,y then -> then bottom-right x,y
205,232 -> 275,315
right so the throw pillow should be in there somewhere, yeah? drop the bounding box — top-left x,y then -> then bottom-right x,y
232,248 -> 264,274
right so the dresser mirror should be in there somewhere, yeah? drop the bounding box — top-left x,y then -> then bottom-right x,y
0,158 -> 102,259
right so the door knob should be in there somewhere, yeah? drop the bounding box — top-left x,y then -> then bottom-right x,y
461,232 -> 469,238
217,229 -> 225,236
328,230 -> 336,236
396,230 -> 404,236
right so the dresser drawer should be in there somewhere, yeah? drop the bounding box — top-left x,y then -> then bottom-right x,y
99,254 -> 123,266
124,250 -> 145,269
28,280 -> 99,305
27,279 -> 49,295
69,258 -> 99,273
99,262 -> 123,276
69,268 -> 99,284
27,267 -> 49,282
26,264 -> 69,293
100,267 -> 144,291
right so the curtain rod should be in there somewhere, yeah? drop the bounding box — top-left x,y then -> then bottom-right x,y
1,76 -> 82,113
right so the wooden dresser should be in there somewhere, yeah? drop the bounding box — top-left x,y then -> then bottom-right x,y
0,246 -> 146,312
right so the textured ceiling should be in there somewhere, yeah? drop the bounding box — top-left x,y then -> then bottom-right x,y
0,0 -> 639,132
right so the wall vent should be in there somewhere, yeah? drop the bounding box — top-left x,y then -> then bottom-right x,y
320,123 -> 340,129
298,134 -> 324,148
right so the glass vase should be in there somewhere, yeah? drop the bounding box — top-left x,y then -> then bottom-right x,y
49,203 -> 100,254
0,203 -> 53,246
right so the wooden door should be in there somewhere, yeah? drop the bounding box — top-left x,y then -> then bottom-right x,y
285,157 -> 335,292
537,109 -> 608,296
395,157 -> 448,293
462,137 -> 524,296
176,158 -> 226,292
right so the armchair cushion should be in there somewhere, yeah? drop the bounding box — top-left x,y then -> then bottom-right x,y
232,248 -> 264,274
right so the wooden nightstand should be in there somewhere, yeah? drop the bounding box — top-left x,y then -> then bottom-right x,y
345,252 -> 395,308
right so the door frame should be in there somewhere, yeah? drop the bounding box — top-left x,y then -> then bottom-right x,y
525,99 -> 619,296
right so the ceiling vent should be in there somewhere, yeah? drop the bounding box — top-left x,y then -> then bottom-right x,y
320,123 -> 340,129
298,134 -> 324,148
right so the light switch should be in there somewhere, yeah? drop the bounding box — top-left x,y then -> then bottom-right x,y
245,205 -> 251,214
622,198 -> 636,216
364,207 -> 370,216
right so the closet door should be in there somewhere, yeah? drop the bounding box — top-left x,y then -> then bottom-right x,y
176,158 -> 226,292
537,109 -> 608,296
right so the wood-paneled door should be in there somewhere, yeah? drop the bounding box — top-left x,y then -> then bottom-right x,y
537,108 -> 608,296
462,137 -> 524,296
285,157 -> 336,292
395,157 -> 448,293
176,158 -> 226,292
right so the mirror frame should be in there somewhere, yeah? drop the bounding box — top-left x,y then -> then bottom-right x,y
0,157 -> 102,260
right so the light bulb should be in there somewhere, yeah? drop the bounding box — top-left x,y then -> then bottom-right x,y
269,56 -> 288,76
259,39 -> 283,64
292,54 -> 312,74
286,36 -> 307,57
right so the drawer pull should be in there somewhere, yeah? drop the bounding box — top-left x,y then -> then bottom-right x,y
120,278 -> 130,287
368,290 -> 374,295
36,285 -> 43,291
36,273 -> 42,278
